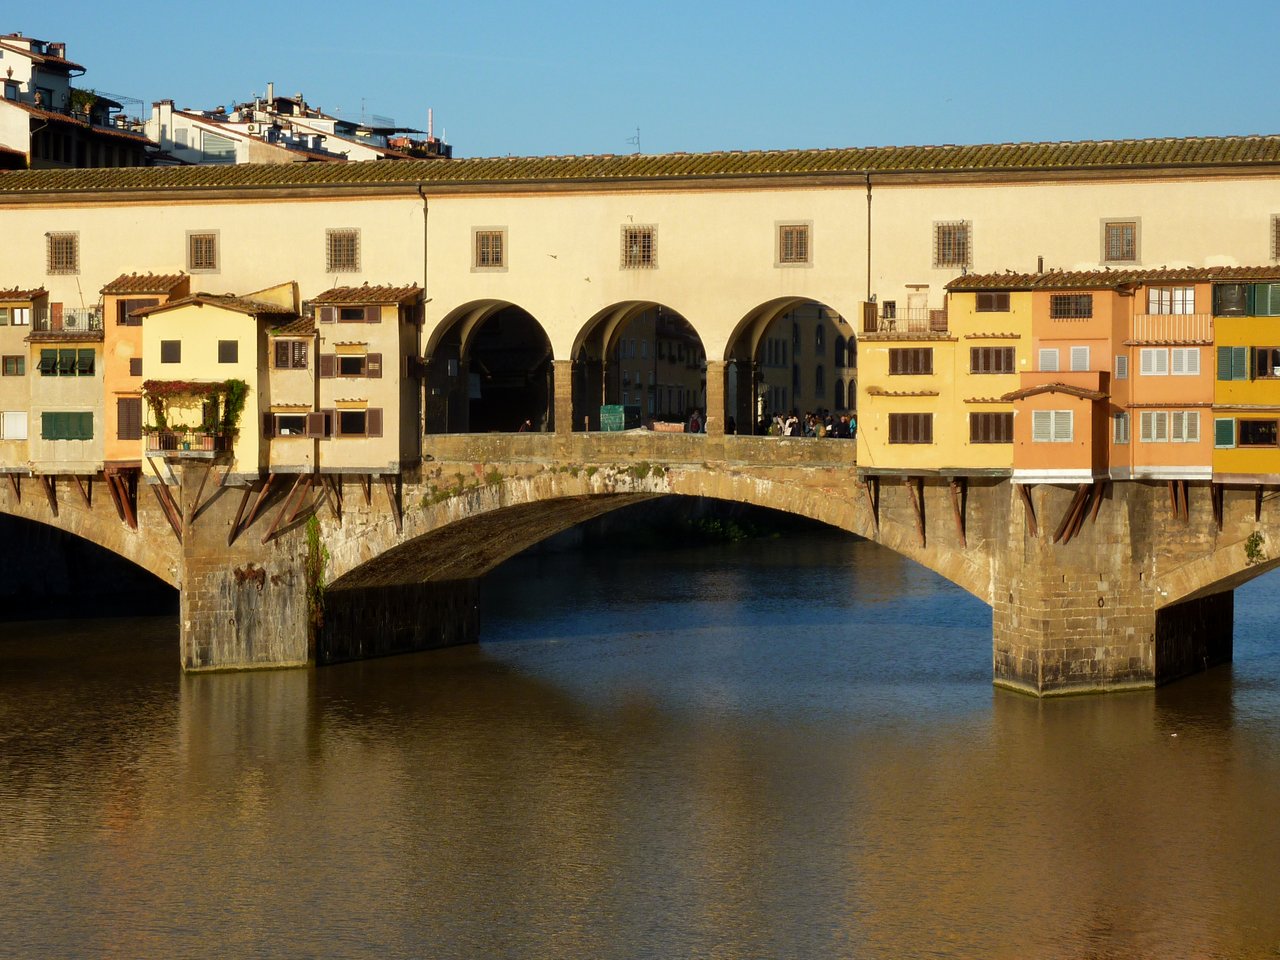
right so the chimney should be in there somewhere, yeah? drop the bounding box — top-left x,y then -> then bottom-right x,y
1037,256 -> 1044,274
428,107 -> 433,139
267,81 -> 274,103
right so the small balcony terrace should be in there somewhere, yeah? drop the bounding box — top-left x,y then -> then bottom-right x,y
862,307 -> 948,336
1129,313 -> 1213,344
145,430 -> 229,458
28,306 -> 103,340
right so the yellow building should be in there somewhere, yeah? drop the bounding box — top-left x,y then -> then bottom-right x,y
1211,274 -> 1280,482
0,287 -> 42,472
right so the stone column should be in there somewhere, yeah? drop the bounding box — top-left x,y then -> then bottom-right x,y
990,482 -> 1232,695
704,360 -> 726,437
553,359 -> 574,435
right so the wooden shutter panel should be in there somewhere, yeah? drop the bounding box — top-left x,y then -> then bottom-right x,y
1234,346 -> 1249,381
319,306 -> 336,323
319,354 -> 335,378
117,397 -> 142,440
51,302 -> 63,330
366,408 -> 383,437
364,305 -> 381,323
1032,410 -> 1051,442
366,353 -> 382,378
262,413 -> 274,438
292,341 -> 308,368
305,412 -> 328,438
1215,418 -> 1235,447
274,341 -> 290,368
1218,346 -> 1233,381
129,357 -> 142,377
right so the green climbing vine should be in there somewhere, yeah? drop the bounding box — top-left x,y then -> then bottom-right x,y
304,515 -> 329,638
1245,531 -> 1267,566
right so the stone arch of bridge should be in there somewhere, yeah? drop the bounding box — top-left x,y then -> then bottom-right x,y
725,296 -> 858,435
425,299 -> 554,434
1155,529 -> 1280,608
0,496 -> 180,588
322,466 -> 991,603
570,300 -> 706,431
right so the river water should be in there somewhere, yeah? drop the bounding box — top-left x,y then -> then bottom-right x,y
2,530 -> 1280,959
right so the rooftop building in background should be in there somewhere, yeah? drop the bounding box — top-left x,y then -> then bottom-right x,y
0,32 -> 155,169
145,83 -> 452,165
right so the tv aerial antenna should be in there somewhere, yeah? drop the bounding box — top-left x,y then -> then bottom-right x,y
626,127 -> 640,154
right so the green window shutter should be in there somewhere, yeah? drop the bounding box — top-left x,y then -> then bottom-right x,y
1214,418 -> 1236,448
1218,346 -> 1233,380
1233,346 -> 1249,381
41,412 -> 56,440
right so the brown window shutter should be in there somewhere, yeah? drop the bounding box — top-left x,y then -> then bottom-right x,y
51,302 -> 63,330
364,305 -> 380,323
306,412 -> 328,438
319,354 -> 335,378
319,306 -> 336,323
274,341 -> 289,368
366,353 -> 382,378
117,397 -> 142,441
262,413 -> 274,438
923,415 -> 933,444
292,341 -> 308,368
129,357 -> 142,377
366,407 -> 383,437
322,409 -> 337,436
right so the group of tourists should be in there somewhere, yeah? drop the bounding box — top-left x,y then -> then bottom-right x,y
760,410 -> 857,439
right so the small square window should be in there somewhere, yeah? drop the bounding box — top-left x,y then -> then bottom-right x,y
326,228 -> 360,273
777,223 -> 811,266
218,340 -> 238,363
933,221 -> 971,269
188,231 -> 219,272
976,291 -> 1010,312
1,356 -> 23,376
47,232 -> 79,274
160,340 -> 181,364
473,228 -> 506,270
1102,219 -> 1139,263
620,225 -> 656,269
129,357 -> 143,377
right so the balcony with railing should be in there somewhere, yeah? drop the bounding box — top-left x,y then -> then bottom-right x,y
144,430 -> 229,458
862,307 -> 948,336
1130,313 -> 1213,344
29,306 -> 104,340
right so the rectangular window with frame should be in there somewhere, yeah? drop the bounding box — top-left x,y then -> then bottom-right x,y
332,407 -> 383,438
1140,348 -> 1169,376
1038,348 -> 1059,372
888,347 -> 933,375
47,232 -> 79,274
1170,410 -> 1200,443
1239,419 -> 1278,447
1,411 -> 28,440
129,357 -> 142,377
1147,286 -> 1194,315
1114,412 -> 1130,444
40,411 -> 93,441
326,228 -> 360,273
969,411 -> 1013,443
1115,355 -> 1128,379
620,225 -> 656,269
1050,294 -> 1093,319
777,223 -> 810,265
1217,346 -> 1249,381
1031,410 -> 1073,443
117,297 -> 158,326
273,414 -> 309,437
970,346 -> 1015,374
933,221 -> 971,269
1102,220 -> 1138,263
1140,410 -> 1169,443
117,397 -> 142,441
217,340 -> 238,364
1070,346 -> 1090,372
187,231 -> 219,272
888,413 -> 933,444
1253,346 -> 1280,379
474,229 -> 506,269
160,340 -> 181,364
975,291 -> 1010,312
1,356 -> 23,376
273,340 -> 309,370
1170,347 -> 1200,376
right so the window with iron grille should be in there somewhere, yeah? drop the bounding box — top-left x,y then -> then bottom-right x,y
1102,220 -> 1138,262
888,347 -> 933,375
1050,294 -> 1093,319
620,225 -> 656,269
969,412 -> 1013,443
970,346 -> 1015,373
273,340 -> 309,370
46,232 -> 78,274
188,231 -> 219,272
975,291 -> 1010,312
889,413 -> 933,444
933,221 -> 971,269
474,229 -> 506,269
326,228 -> 360,273
777,223 -> 810,265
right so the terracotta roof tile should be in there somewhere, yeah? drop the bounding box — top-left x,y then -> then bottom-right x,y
270,317 -> 317,336
101,272 -> 188,295
1002,383 -> 1108,402
2,133 -> 1280,195
0,286 -> 46,301
0,100 -> 152,145
310,284 -> 422,304
134,292 -> 296,318
948,265 -> 1280,291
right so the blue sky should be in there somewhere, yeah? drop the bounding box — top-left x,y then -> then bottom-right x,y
14,0 -> 1280,158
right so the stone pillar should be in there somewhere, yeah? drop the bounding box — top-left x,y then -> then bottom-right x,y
553,359 -> 574,435
704,360 -> 726,437
990,482 -> 1232,695
317,578 -> 478,664
178,464 -> 310,671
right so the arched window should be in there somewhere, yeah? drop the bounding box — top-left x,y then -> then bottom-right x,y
835,378 -> 845,410
815,364 -> 825,396
848,379 -> 857,410
834,336 -> 846,368
815,323 -> 825,356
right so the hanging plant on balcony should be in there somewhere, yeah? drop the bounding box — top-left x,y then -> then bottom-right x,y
141,379 -> 250,436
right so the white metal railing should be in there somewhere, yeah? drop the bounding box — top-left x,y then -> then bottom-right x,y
1131,313 -> 1212,343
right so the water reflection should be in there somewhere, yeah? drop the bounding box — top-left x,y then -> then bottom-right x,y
1,536 -> 1279,958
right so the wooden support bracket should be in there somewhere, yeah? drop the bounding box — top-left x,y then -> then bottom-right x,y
904,476 -> 925,548
228,485 -> 253,547
1060,484 -> 1093,545
948,478 -> 966,547
39,475 -> 57,516
145,457 -> 183,541
861,477 -> 879,533
1211,482 -> 1224,532
1256,485 -> 1264,523
383,474 -> 402,535
262,474 -> 309,544
1017,483 -> 1037,538
72,475 -> 91,508
234,473 -> 277,542
1089,480 -> 1107,524
7,473 -> 20,503
1054,484 -> 1090,544
322,474 -> 343,521
105,473 -> 127,524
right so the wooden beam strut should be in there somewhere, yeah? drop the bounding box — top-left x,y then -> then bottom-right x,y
1017,483 -> 1037,538
948,478 -> 966,547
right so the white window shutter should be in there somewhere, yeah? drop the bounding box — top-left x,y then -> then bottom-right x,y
1053,410 -> 1073,442
1155,411 -> 1168,442
1171,411 -> 1185,442
1140,411 -> 1154,442
1115,356 -> 1128,379
1039,349 -> 1059,372
1185,411 -> 1200,442
1070,346 -> 1090,371
1140,349 -> 1155,375
1183,348 -> 1200,376
1032,410 -> 1051,442
1170,349 -> 1185,375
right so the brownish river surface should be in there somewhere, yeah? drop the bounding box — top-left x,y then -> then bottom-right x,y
2,532 -> 1279,958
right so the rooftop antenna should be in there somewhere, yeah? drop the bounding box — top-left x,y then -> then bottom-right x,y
626,127 -> 640,154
